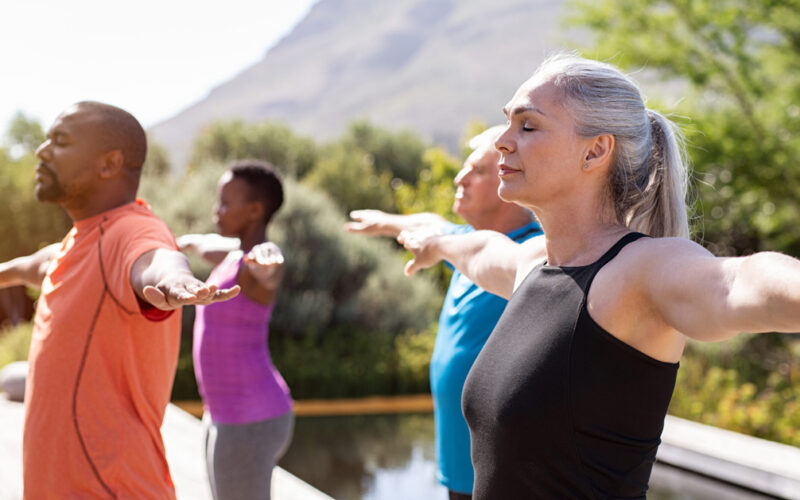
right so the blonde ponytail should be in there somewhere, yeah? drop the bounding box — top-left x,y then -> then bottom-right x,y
625,110 -> 689,238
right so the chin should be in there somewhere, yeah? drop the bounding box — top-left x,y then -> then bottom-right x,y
497,185 -> 521,204
34,186 -> 64,203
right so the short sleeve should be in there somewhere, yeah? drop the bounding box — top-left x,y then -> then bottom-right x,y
99,210 -> 178,315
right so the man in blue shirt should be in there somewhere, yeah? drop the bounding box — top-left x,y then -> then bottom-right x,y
346,126 -> 542,499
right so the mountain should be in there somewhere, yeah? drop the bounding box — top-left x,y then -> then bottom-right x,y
150,0 -> 574,169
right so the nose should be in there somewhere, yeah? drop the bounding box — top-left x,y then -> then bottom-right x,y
454,165 -> 471,186
35,139 -> 50,160
494,124 -> 514,153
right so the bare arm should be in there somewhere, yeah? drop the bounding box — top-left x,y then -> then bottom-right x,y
346,209 -> 449,238
238,242 -> 285,305
398,229 -> 545,299
177,233 -> 241,265
0,243 -> 60,289
131,248 -> 240,310
638,238 -> 800,341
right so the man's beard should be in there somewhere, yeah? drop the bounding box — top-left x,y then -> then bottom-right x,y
35,167 -> 66,202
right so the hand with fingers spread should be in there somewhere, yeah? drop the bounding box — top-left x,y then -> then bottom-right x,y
142,275 -> 240,310
132,247 -> 240,311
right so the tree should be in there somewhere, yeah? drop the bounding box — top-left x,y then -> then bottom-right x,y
5,112 -> 45,153
0,116 -> 71,327
189,120 -> 317,178
142,140 -> 172,178
568,0 -> 800,256
394,147 -> 462,220
0,120 -> 71,262
302,143 -> 396,214
338,121 -> 428,183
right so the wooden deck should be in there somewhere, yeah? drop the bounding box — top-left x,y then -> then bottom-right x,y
0,396 -> 332,500
4,388 -> 800,499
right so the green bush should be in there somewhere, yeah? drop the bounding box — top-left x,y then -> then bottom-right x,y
170,320 -> 437,402
271,326 -> 436,399
669,334 -> 800,446
336,120 -> 429,183
0,151 -> 73,263
0,321 -> 33,369
170,306 -> 201,400
271,181 -> 441,336
303,143 -> 396,214
188,120 -> 317,178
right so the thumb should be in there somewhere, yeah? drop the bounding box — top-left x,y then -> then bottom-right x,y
404,259 -> 420,276
142,286 -> 169,309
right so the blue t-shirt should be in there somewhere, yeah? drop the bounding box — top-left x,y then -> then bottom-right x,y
430,221 -> 542,494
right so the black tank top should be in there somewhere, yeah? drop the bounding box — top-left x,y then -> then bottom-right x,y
462,233 -> 678,499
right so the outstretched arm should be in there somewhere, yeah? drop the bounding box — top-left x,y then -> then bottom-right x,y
398,229 -> 545,299
0,243 -> 60,290
177,233 -> 241,265
638,238 -> 800,341
346,209 -> 449,238
131,248 -> 240,310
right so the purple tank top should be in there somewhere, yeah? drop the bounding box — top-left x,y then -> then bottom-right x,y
193,252 -> 292,424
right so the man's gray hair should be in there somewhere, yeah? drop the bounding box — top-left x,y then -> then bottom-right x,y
468,125 -> 506,151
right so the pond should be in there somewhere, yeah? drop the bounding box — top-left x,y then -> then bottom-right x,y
279,413 -> 775,500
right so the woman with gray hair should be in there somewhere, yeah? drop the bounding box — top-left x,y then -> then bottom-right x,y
399,54 -> 800,498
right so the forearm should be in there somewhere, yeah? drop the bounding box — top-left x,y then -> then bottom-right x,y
239,264 -> 283,304
0,244 -> 59,289
177,234 -> 239,264
347,210 -> 449,237
131,248 -> 195,301
443,231 -> 519,298
132,247 -> 240,310
406,230 -> 518,299
398,213 -> 449,233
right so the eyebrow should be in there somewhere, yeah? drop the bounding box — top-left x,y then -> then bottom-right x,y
46,130 -> 68,141
502,104 -> 546,118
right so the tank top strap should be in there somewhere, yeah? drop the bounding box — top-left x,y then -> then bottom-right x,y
581,232 -> 649,292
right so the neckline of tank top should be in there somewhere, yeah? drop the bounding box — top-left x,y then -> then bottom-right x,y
538,232 -> 647,271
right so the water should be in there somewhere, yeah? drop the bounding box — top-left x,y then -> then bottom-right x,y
279,413 -> 775,500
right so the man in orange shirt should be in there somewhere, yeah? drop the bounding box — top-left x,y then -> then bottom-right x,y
0,101 -> 239,498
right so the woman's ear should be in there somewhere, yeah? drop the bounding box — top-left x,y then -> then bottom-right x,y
583,134 -> 615,172
247,200 -> 266,223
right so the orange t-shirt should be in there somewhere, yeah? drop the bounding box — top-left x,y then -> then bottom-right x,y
22,200 -> 182,499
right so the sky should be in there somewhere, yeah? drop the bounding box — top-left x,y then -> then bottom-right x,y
0,0 -> 317,137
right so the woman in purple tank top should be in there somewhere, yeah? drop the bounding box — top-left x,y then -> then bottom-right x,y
179,159 -> 293,500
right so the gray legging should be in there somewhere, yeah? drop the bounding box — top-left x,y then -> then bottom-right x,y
203,411 -> 295,500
